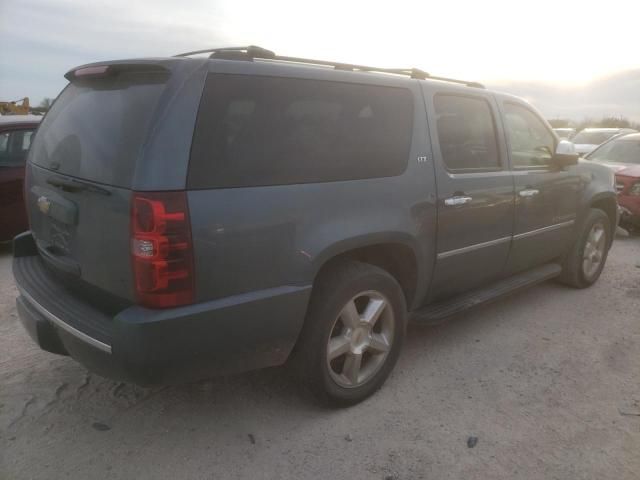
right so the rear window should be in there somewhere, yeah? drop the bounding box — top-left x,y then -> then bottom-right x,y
188,74 -> 414,188
29,70 -> 167,187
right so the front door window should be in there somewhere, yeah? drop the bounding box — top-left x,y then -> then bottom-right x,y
504,103 -> 555,168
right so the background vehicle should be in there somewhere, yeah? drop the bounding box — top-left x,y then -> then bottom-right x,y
0,115 -> 41,242
572,127 -> 637,155
12,47 -> 617,406
0,97 -> 30,115
586,132 -> 640,232
553,127 -> 576,140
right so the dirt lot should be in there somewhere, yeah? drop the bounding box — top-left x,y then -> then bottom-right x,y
1,236 -> 639,480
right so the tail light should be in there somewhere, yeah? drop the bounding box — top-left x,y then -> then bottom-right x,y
131,191 -> 195,308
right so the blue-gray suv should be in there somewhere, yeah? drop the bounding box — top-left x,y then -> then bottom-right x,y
13,46 -> 618,405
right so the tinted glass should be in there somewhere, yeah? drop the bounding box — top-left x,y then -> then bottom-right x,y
589,138 -> 640,165
434,95 -> 500,171
29,71 -> 167,187
188,74 -> 414,188
0,129 -> 35,166
504,103 -> 555,168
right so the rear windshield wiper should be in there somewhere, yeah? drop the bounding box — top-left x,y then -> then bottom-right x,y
46,176 -> 111,195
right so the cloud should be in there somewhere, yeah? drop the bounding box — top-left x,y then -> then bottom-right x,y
2,0 -> 639,113
491,70 -> 640,122
0,0 -> 230,102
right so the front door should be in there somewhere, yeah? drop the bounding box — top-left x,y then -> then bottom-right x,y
423,89 -> 515,302
499,101 -> 581,274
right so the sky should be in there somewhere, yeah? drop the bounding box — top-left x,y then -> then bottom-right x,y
1,0 -> 639,113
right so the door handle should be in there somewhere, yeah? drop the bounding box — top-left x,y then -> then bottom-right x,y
444,195 -> 473,206
519,188 -> 540,198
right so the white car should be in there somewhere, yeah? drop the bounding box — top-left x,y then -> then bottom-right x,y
553,127 -> 576,140
572,128 -> 637,155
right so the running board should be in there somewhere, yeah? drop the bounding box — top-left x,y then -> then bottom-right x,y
411,263 -> 562,325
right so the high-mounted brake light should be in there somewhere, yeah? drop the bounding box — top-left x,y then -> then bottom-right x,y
65,63 -> 169,81
131,192 -> 195,308
73,65 -> 110,78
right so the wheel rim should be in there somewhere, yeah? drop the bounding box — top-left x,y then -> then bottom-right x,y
582,222 -> 606,280
326,290 -> 395,389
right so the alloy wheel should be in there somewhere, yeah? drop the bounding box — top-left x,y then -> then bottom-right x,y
582,222 -> 606,280
326,290 -> 395,388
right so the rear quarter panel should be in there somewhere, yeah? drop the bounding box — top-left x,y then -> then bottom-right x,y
188,68 -> 437,309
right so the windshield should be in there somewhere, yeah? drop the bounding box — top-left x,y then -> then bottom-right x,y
28,70 -> 167,187
572,130 -> 617,145
588,138 -> 640,164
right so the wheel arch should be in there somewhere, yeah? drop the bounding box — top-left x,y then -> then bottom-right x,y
589,192 -> 618,246
311,233 -> 426,310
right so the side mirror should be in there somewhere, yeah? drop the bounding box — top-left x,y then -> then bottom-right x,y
553,140 -> 579,167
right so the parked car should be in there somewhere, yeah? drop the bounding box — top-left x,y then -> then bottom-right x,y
572,127 -> 637,155
12,47 -> 617,406
0,115 -> 41,242
586,132 -> 640,232
552,127 -> 576,140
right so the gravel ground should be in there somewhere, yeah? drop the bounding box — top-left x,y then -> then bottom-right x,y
1,236 -> 639,480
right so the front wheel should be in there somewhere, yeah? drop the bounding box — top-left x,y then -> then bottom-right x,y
292,261 -> 406,407
559,208 -> 611,288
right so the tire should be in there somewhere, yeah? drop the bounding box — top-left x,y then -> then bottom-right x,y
559,208 -> 611,288
292,260 -> 407,407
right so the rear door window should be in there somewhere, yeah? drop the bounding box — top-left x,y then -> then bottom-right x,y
28,70 -> 168,187
434,94 -> 500,172
188,74 -> 414,188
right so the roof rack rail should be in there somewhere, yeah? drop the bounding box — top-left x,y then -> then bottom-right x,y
173,46 -> 485,89
174,45 -> 276,59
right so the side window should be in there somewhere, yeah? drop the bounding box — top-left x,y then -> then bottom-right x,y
0,129 -> 35,166
434,94 -> 500,172
189,75 -> 414,188
504,103 -> 555,168
0,132 -> 9,155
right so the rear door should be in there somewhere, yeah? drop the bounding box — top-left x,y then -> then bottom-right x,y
498,101 -> 580,274
25,66 -> 170,302
422,87 -> 514,302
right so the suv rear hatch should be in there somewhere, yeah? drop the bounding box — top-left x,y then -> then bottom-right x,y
26,63 -> 171,307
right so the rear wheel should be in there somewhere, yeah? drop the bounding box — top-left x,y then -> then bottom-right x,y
293,261 -> 406,406
559,208 -> 611,288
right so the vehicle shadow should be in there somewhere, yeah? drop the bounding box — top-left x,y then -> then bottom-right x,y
2,235 -> 634,445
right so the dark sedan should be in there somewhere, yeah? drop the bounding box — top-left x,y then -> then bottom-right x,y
0,115 -> 41,242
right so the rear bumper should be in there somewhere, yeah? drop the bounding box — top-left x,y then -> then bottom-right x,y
13,232 -> 311,385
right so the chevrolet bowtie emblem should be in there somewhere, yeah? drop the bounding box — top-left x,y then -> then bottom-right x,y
37,195 -> 51,215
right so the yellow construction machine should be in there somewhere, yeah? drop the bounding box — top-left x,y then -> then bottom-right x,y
0,97 -> 30,115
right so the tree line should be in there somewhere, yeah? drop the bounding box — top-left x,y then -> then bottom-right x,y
549,116 -> 640,131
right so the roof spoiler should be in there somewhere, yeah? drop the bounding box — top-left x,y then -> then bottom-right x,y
64,63 -> 170,82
